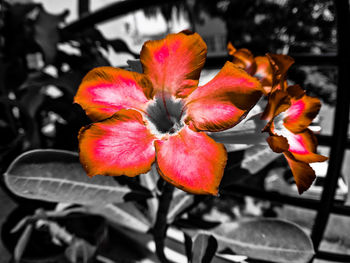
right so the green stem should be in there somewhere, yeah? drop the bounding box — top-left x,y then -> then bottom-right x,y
153,182 -> 174,263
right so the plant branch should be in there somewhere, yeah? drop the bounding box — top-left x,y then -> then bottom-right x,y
153,181 -> 174,263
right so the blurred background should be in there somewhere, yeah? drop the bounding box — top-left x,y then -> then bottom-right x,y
0,0 -> 349,262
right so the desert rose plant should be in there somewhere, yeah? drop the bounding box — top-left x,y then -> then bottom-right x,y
4,31 -> 327,263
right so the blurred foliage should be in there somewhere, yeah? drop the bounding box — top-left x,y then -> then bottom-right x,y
144,0 -> 336,54
197,0 -> 337,105
192,0 -> 336,54
0,1 -> 135,171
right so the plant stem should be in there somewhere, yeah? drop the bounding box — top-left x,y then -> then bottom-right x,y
153,181 -> 174,263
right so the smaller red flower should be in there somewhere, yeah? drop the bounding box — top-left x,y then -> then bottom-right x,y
228,43 -> 328,194
262,85 -> 328,194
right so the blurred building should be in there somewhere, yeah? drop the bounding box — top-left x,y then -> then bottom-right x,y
195,11 -> 227,57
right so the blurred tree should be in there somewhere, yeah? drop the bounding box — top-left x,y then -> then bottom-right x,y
191,0 -> 337,105
193,0 -> 336,55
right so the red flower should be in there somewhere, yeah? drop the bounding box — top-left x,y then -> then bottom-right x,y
74,31 -> 263,195
262,85 -> 328,194
228,43 -> 328,194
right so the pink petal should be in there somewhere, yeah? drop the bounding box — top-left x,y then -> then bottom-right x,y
74,67 -> 153,121
155,126 -> 227,195
140,31 -> 207,98
78,109 -> 156,177
185,62 -> 262,132
280,128 -> 328,163
284,94 -> 321,133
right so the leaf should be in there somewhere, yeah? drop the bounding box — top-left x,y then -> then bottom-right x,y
192,233 -> 218,263
14,224 -> 33,262
4,149 -> 149,205
212,218 -> 314,263
34,6 -> 67,64
216,253 -> 248,263
87,203 -> 151,233
167,189 -> 194,223
241,145 -> 280,174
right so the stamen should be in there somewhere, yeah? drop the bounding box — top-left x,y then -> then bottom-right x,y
145,95 -> 185,136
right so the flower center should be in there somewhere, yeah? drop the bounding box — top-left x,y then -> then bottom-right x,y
146,95 -> 185,136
